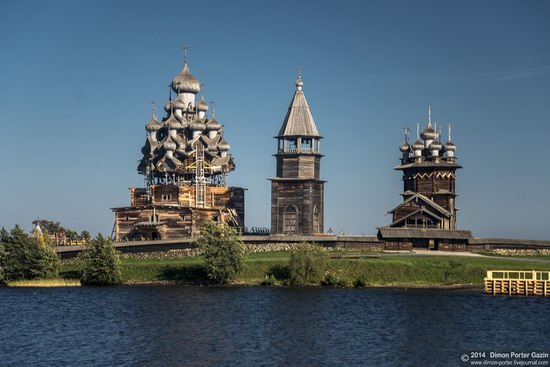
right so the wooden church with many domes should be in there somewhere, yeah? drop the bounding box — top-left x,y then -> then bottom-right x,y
112,51 -> 244,240
378,107 -> 472,250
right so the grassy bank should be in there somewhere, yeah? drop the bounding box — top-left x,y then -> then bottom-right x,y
58,251 -> 550,287
6,279 -> 81,287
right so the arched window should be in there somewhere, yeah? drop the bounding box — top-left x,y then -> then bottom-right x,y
150,214 -> 159,223
283,204 -> 298,234
313,205 -> 320,234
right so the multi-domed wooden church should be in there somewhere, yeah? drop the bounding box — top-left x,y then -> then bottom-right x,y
112,52 -> 244,240
378,107 -> 472,250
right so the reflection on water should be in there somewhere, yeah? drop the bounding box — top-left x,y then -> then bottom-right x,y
0,286 -> 549,366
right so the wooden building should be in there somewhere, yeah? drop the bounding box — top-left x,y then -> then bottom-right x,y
112,53 -> 244,240
378,107 -> 471,248
270,74 -> 325,235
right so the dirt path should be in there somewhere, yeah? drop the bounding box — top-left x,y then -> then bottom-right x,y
381,249 -> 550,263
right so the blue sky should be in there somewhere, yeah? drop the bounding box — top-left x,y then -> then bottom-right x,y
1,0 -> 549,239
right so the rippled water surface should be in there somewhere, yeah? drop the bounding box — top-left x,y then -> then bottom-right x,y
1,286 -> 549,366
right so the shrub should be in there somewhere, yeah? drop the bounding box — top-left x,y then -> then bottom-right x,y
321,271 -> 340,286
80,234 -> 122,285
267,264 -> 291,281
0,225 -> 60,282
321,271 -> 354,287
288,243 -> 328,286
0,241 -> 4,283
197,221 -> 244,284
260,274 -> 277,286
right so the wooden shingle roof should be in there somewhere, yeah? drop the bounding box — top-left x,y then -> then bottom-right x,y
378,227 -> 473,240
278,78 -> 320,138
388,192 -> 451,217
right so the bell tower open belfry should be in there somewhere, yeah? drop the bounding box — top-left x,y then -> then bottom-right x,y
270,71 -> 325,235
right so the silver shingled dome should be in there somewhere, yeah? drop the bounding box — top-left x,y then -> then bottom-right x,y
172,63 -> 201,94
145,115 -> 162,132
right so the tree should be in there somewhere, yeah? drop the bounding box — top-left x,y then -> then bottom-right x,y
80,230 -> 92,242
79,234 -> 122,285
288,243 -> 328,286
0,225 -> 60,281
32,219 -> 62,235
0,238 -> 4,283
197,221 -> 244,284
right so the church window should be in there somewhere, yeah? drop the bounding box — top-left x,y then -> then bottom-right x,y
283,204 -> 298,234
313,205 -> 320,233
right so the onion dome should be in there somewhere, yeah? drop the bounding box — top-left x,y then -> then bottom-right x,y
420,124 -> 437,140
218,137 -> 230,152
145,115 -> 162,132
205,116 -> 222,131
189,118 -> 206,131
399,142 -> 410,153
165,114 -> 182,130
176,114 -> 189,129
173,98 -> 186,110
163,135 -> 177,152
172,63 -> 201,94
197,96 -> 209,112
412,140 -> 424,151
444,140 -> 456,152
429,140 -> 442,151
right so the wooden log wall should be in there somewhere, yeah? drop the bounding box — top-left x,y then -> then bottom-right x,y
114,185 -> 245,240
271,180 -> 324,235
277,155 -> 320,179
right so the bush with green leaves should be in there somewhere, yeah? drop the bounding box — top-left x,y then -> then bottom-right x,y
288,243 -> 328,286
0,241 -> 4,283
80,234 -> 122,285
0,225 -> 60,282
197,221 -> 244,284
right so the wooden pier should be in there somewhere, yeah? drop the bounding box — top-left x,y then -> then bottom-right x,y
484,270 -> 550,296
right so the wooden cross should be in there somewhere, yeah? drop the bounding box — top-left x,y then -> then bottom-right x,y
182,46 -> 188,63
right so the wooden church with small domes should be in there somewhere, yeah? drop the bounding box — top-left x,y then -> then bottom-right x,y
378,107 -> 472,250
112,52 -> 244,240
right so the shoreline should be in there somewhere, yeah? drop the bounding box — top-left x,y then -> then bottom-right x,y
83,279 -> 484,290
7,250 -> 550,289
0,279 -> 483,291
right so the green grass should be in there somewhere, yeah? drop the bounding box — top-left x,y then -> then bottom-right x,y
57,251 -> 550,287
6,279 -> 81,287
475,251 -> 550,260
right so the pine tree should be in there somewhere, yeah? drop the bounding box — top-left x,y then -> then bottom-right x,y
0,225 -> 60,281
80,234 -> 122,285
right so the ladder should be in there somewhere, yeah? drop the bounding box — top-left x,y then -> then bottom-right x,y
226,208 -> 244,230
195,143 -> 206,208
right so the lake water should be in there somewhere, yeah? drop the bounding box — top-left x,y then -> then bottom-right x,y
0,286 -> 549,366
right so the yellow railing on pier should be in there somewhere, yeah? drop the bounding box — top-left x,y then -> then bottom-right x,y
484,270 -> 550,296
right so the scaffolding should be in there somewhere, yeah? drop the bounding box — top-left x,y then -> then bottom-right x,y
195,143 -> 206,208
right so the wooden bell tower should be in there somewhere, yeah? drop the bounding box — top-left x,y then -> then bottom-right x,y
270,73 -> 325,235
